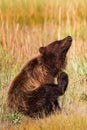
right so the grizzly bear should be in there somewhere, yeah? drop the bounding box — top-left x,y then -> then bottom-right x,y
7,36 -> 72,117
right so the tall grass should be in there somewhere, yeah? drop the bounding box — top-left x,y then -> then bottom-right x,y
0,0 -> 87,130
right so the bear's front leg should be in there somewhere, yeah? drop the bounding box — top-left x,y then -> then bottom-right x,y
53,72 -> 68,111
53,100 -> 61,111
30,72 -> 68,116
57,72 -> 68,95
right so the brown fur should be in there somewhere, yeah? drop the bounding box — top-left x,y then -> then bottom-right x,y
7,36 -> 72,117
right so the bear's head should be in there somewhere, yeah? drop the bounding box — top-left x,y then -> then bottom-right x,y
39,36 -> 72,75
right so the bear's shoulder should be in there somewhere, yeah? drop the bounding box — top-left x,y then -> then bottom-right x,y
21,57 -> 39,72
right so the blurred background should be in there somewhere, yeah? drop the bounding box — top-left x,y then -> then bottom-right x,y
0,0 -> 87,129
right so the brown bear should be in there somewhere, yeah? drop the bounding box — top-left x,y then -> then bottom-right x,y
7,36 -> 72,117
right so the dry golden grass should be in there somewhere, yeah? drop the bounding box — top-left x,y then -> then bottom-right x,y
0,0 -> 87,130
1,113 -> 87,130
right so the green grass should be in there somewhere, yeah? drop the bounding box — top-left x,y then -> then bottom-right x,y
0,0 -> 87,130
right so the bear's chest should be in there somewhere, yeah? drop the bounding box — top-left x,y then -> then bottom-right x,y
33,65 -> 54,84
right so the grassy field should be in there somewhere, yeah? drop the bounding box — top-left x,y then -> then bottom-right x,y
0,0 -> 87,130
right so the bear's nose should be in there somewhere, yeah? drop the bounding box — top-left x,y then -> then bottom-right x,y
67,36 -> 72,42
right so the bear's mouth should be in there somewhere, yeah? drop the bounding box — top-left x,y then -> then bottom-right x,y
61,45 -> 71,54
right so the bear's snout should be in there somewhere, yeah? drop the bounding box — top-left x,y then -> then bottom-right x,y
67,36 -> 72,42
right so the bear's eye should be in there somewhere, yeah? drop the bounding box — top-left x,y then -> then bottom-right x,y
47,53 -> 55,59
54,44 -> 59,48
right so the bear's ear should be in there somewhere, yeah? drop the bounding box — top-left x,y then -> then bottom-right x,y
39,47 -> 46,54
